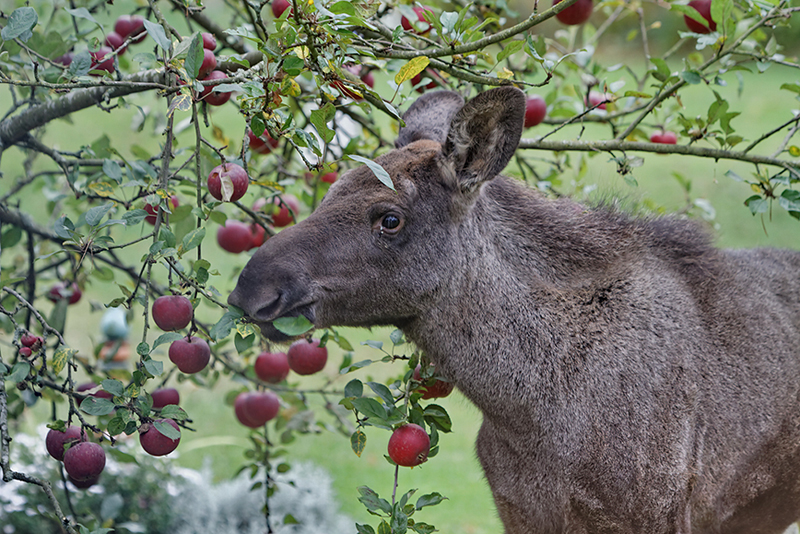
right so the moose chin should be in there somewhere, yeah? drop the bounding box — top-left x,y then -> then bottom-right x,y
229,86 -> 800,534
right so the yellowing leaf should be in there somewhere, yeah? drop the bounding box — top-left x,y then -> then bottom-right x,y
236,322 -> 258,338
497,68 -> 514,80
395,57 -> 430,85
282,78 -> 301,97
295,46 -> 310,60
168,92 -> 192,116
789,145 -> 800,157
87,182 -> 115,197
52,347 -> 78,375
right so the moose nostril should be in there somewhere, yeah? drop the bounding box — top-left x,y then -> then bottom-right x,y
253,290 -> 283,322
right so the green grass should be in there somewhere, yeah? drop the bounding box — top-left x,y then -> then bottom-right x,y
2,46 -> 799,534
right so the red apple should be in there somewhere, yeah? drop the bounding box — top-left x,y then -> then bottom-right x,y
47,282 -> 81,305
139,418 -> 180,456
168,336 -> 211,374
69,473 -> 100,489
201,32 -> 217,50
587,90 -> 609,110
413,365 -> 455,399
247,130 -> 281,155
198,48 -> 217,78
401,6 -> 433,35
523,95 -> 547,128
249,223 -> 268,249
151,295 -> 193,331
200,70 -> 231,106
54,53 -> 73,66
114,15 -> 135,39
76,382 -> 113,400
18,347 -> 32,358
234,391 -> 281,427
553,0 -> 593,25
361,71 -> 375,89
20,333 -> 43,349
90,46 -> 114,73
650,131 -> 678,144
63,441 -> 106,481
684,0 -> 716,33
151,388 -> 180,409
217,220 -> 254,253
287,338 -> 327,375
387,423 -> 430,467
272,0 -> 292,18
208,163 -> 249,202
144,195 -> 179,225
104,31 -> 127,54
114,15 -> 146,42
320,172 -> 337,184
46,426 -> 83,461
255,351 -> 290,383
269,194 -> 300,227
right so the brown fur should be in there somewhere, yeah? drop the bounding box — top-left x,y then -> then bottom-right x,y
229,87 -> 800,534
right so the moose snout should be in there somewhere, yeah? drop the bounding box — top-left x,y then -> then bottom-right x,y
227,285 -> 283,323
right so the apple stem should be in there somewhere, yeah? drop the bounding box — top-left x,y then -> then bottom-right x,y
391,463 -> 400,508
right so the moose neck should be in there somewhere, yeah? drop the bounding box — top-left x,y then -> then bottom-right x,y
402,176 -> 643,427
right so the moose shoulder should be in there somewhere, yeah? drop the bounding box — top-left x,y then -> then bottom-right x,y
228,87 -> 800,534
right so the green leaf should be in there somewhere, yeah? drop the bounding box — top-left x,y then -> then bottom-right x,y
395,57 -> 430,86
153,332 -> 184,351
80,396 -> 116,416
310,104 -> 336,144
411,522 -> 436,534
107,415 -> 127,436
779,189 -> 800,213
143,19 -> 171,51
7,361 -> 30,383
650,58 -> 670,82
377,520 -> 391,534
340,359 -> 373,374
351,397 -> 387,421
366,381 -> 395,406
52,347 -> 76,375
123,209 -> 148,226
65,7 -> 98,25
85,202 -> 115,227
391,505 -> 409,534
744,195 -> 769,215
680,70 -> 703,85
102,159 -> 123,182
423,404 -> 452,432
178,227 -> 206,256
390,329 -> 405,345
272,315 -> 314,336
345,379 -> 363,398
416,492 -> 447,510
496,40 -> 525,63
357,486 -> 393,515
351,429 -> 367,457
362,340 -> 384,351
209,306 -> 244,341
185,32 -> 204,79
154,419 -> 181,440
1,7 -> 38,42
356,524 -> 376,534
101,379 -> 125,397
143,358 -> 164,376
160,405 -> 189,421
1,226 -> 22,248
283,514 -> 300,525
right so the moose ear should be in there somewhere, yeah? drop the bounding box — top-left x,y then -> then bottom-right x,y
396,91 -> 465,148
441,86 -> 526,193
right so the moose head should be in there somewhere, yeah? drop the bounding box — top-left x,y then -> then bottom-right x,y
228,87 -> 526,342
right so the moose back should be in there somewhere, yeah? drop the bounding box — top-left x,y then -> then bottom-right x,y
228,87 -> 800,534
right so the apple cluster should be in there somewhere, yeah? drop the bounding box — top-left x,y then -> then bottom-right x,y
196,33 -> 233,107
234,339 -> 328,428
151,295 -> 211,375
18,331 -> 44,359
46,426 -> 106,488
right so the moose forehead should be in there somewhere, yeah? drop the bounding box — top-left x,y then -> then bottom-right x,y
324,140 -> 443,210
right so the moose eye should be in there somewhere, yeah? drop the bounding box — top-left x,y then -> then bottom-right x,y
377,213 -> 404,235
382,215 -> 400,229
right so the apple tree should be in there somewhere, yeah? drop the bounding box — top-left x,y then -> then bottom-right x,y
0,0 -> 798,533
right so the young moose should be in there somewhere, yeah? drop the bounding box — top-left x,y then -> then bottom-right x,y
229,87 -> 800,533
